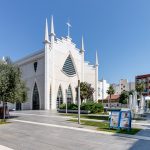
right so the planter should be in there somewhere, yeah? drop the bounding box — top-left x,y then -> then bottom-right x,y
58,109 -> 91,114
105,108 -> 121,112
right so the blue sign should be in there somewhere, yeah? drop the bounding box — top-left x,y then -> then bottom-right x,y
119,111 -> 131,130
109,110 -> 132,130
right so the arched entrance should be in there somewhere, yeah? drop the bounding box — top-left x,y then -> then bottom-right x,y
32,83 -> 40,110
16,102 -> 22,110
56,86 -> 63,108
67,85 -> 73,104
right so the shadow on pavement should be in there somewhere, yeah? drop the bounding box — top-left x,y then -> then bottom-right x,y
129,139 -> 150,150
8,115 -> 19,119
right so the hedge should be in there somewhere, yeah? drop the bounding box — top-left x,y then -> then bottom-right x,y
59,102 -> 104,113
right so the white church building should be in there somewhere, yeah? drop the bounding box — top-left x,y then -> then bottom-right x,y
13,16 -> 99,110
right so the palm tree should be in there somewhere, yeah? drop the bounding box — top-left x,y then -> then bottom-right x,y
129,90 -> 135,95
107,85 -> 115,108
136,82 -> 144,100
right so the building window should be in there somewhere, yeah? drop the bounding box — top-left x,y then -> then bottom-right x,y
32,83 -> 40,110
62,55 -> 76,76
67,85 -> 73,104
56,86 -> 63,108
34,61 -> 38,72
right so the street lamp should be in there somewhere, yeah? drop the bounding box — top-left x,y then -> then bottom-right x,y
58,94 -> 61,109
78,80 -> 81,124
66,89 -> 68,114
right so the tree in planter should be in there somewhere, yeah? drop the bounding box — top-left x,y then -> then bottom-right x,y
75,82 -> 94,103
0,61 -> 28,120
119,91 -> 129,106
107,85 -> 115,108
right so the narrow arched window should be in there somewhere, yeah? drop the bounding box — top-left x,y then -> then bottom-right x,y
67,85 -> 73,104
56,86 -> 63,108
32,83 -> 40,110
34,61 -> 38,72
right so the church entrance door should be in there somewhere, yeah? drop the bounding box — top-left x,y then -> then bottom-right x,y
16,102 -> 21,110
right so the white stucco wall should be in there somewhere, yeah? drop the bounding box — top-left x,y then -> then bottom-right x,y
14,37 -> 98,110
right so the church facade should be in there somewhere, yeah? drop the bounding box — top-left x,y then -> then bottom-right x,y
14,16 -> 99,110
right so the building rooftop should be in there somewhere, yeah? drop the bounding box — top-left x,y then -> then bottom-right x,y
136,74 -> 150,79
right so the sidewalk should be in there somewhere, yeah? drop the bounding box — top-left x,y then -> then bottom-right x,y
10,111 -> 150,139
11,111 -> 150,128
0,145 -> 13,150
12,118 -> 150,141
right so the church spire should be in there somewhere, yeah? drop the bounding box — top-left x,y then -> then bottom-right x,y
50,15 -> 55,36
44,18 -> 49,43
50,15 -> 55,43
2,56 -> 5,62
80,36 -> 85,52
95,51 -> 99,66
66,20 -> 71,39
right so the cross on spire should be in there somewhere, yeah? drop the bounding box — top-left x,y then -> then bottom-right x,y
66,20 -> 71,38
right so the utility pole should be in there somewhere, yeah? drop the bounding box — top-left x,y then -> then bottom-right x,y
59,95 -> 61,109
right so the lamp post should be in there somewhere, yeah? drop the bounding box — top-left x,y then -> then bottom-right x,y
66,89 -> 68,114
102,79 -> 104,104
59,94 -> 61,109
78,80 -> 81,124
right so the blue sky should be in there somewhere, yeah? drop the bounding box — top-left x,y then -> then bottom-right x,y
0,0 -> 150,83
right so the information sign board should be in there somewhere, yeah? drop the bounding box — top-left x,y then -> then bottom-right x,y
109,110 -> 132,130
109,111 -> 120,128
119,111 -> 131,129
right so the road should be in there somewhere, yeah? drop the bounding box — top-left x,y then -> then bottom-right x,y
0,110 -> 150,150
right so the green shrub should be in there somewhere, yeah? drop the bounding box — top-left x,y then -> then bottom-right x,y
91,102 -> 104,113
68,103 -> 78,110
60,102 -> 104,113
80,101 -> 94,111
59,103 -> 78,110
81,102 -> 104,113
59,103 -> 66,109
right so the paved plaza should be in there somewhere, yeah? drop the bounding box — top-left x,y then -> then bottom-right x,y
0,111 -> 150,150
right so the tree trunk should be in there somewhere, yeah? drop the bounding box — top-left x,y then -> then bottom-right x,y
3,99 -> 5,121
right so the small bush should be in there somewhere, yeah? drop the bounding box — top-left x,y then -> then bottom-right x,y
68,103 -> 78,110
59,103 -> 78,110
81,102 -> 104,113
59,103 -> 66,109
60,102 -> 104,113
91,102 -> 104,113
80,101 -> 94,111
